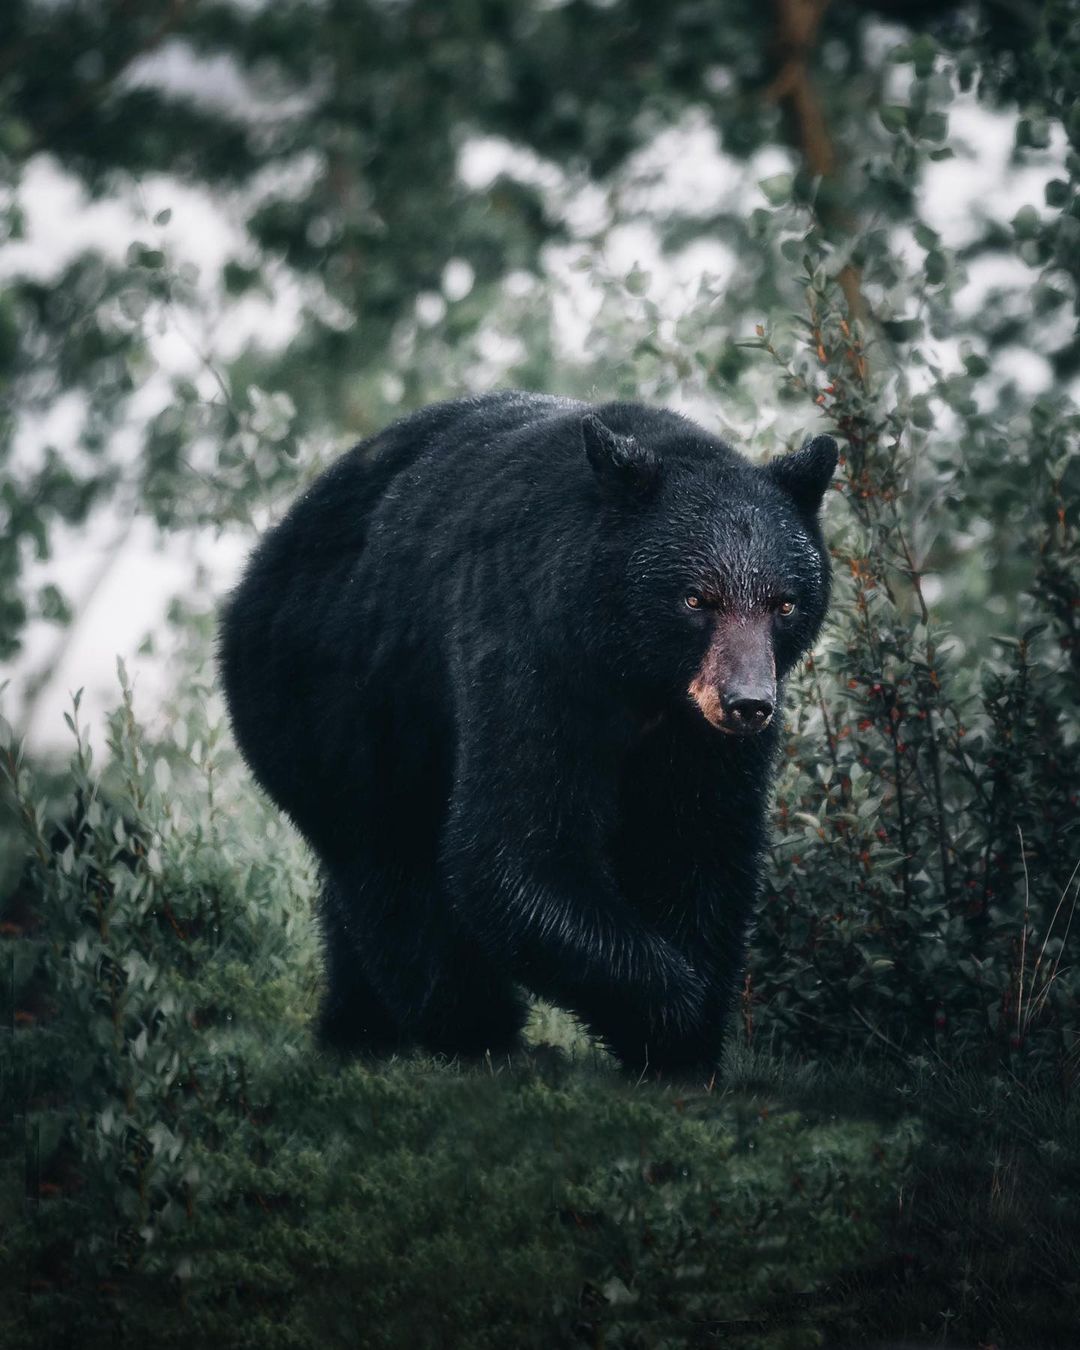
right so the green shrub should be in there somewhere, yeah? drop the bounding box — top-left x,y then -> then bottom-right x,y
746,269 -> 1080,1075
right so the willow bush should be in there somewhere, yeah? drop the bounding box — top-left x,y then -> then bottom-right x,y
747,255 -> 1079,1075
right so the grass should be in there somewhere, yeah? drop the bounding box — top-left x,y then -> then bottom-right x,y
4,976 -> 1080,1350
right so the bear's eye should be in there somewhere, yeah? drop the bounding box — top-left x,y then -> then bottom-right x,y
775,599 -> 796,617
684,593 -> 704,610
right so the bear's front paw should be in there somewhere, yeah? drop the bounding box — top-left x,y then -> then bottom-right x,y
613,1010 -> 726,1077
606,1025 -> 724,1077
649,946 -> 708,1035
600,952 -> 718,1073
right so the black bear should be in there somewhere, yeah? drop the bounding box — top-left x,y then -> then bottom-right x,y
220,392 -> 836,1072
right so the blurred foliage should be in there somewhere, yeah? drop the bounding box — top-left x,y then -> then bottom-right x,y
1,0 -> 1078,672
3,0 -> 1080,1345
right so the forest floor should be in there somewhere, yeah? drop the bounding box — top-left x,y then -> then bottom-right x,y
3,986 -> 1079,1350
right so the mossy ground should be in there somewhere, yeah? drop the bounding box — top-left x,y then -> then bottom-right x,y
4,981 -> 1079,1350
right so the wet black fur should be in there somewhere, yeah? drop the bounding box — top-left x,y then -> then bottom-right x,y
219,392 -> 836,1072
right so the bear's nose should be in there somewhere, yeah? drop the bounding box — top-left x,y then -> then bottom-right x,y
722,693 -> 774,733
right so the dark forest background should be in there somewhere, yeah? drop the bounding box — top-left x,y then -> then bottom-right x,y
1,1 -> 1079,1346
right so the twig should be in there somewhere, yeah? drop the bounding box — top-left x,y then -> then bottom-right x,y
851,1005 -> 905,1057
892,504 -> 954,902
1031,855 -> 1080,993
890,718 -> 913,906
1016,825 -> 1030,1041
1027,856 -> 1080,1025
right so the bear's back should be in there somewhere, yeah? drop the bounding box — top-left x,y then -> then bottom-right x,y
218,391 -> 585,822
268,390 -> 581,570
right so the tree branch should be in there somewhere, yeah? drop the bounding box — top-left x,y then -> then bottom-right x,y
765,0 -> 867,321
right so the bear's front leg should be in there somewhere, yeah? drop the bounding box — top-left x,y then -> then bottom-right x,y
586,894 -> 754,1076
612,720 -> 776,1076
440,699 -> 711,1067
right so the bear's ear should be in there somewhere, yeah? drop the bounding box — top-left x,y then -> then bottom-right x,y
766,435 -> 838,516
582,413 -> 661,498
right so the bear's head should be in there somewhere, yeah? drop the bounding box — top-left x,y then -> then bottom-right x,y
582,410 -> 837,737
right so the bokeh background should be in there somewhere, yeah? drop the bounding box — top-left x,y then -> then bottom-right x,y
2,3 -> 1079,1347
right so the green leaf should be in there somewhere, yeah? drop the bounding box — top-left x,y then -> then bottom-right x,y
1012,205 -> 1040,239
758,173 -> 793,206
1045,179 -> 1069,208
37,582 -> 72,624
924,250 -> 947,285
882,317 -> 922,343
1016,117 -> 1051,150
879,106 -> 909,134
910,33 -> 938,77
917,112 -> 948,142
624,264 -> 648,296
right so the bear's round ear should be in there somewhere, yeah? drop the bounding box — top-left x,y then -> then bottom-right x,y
765,434 -> 838,516
582,413 -> 661,497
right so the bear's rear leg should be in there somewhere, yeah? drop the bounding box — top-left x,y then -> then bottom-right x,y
317,880 -> 402,1055
321,862 -> 528,1060
359,903 -> 528,1059
406,946 -> 529,1060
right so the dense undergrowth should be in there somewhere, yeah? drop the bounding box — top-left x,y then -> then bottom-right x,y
1,624 -> 1079,1348
749,275 -> 1080,1079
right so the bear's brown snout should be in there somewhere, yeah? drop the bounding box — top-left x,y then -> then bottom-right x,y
687,614 -> 776,735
